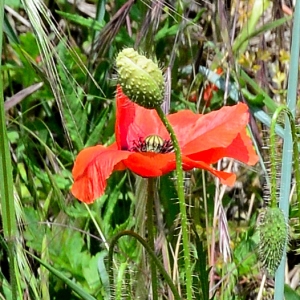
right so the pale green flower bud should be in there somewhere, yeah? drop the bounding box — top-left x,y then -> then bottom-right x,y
116,48 -> 164,109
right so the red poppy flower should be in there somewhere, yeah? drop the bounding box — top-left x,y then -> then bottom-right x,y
71,85 -> 258,203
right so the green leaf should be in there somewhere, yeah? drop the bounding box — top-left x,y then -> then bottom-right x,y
83,253 -> 103,291
233,234 -> 258,276
28,252 -> 98,300
5,0 -> 20,7
233,15 -> 290,54
3,12 -> 19,44
192,225 -> 210,300
97,251 -> 110,298
19,32 -> 40,58
23,207 -> 45,253
103,173 -> 127,228
85,106 -> 109,147
56,40 -> 88,150
240,69 -> 278,112
284,285 -> 300,300
232,0 -> 270,54
56,11 -> 105,31
155,19 -> 179,42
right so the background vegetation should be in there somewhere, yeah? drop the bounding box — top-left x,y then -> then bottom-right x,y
0,0 -> 299,299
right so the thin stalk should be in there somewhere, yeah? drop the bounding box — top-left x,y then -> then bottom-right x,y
0,2 -> 18,299
269,106 -> 287,209
155,107 -> 193,300
108,230 -> 182,300
270,106 -> 300,209
147,178 -> 158,300
275,0 -> 300,296
115,262 -> 127,300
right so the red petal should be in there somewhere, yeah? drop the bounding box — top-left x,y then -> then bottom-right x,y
236,130 -> 259,165
124,152 -> 176,177
115,85 -> 136,149
115,85 -> 169,150
187,130 -> 258,165
181,156 -> 236,186
182,103 -> 250,154
124,152 -> 236,186
71,144 -> 131,203
167,110 -> 201,147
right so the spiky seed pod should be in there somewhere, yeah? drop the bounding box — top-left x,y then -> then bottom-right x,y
257,207 -> 288,276
116,48 -> 165,109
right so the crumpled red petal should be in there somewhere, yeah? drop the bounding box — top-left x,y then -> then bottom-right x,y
167,110 -> 201,147
115,86 -> 136,150
181,156 -> 236,186
71,144 -> 131,203
123,152 -> 236,186
124,152 -> 175,177
187,130 -> 258,166
181,103 -> 250,154
115,85 -> 169,150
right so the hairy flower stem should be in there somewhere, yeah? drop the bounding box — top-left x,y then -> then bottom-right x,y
146,177 -> 158,300
108,230 -> 182,300
270,106 -> 300,209
275,0 -> 300,295
155,106 -> 192,300
257,105 -> 300,275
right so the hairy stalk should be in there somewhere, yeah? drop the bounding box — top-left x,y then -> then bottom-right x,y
275,0 -> 300,296
155,107 -> 192,300
147,178 -> 158,300
270,106 -> 300,288
270,106 -> 300,208
108,230 -> 182,300
0,2 -> 19,299
115,262 -> 127,300
258,106 -> 299,276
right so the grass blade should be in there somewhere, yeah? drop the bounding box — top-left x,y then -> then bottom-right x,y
274,0 -> 300,297
0,2 -> 19,299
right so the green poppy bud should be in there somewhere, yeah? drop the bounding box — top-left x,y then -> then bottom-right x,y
257,207 -> 288,276
116,48 -> 164,109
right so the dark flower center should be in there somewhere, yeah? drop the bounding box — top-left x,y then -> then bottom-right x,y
130,135 -> 174,153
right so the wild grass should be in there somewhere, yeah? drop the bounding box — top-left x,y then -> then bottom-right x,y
0,0 -> 299,299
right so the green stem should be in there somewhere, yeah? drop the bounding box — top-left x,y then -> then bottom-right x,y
108,230 -> 182,300
115,262 -> 127,300
269,107 -> 286,208
270,106 -> 300,210
0,2 -> 18,299
155,106 -> 193,300
146,178 -> 158,300
275,0 -> 300,296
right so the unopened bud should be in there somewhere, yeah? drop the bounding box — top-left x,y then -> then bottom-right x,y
116,48 -> 164,109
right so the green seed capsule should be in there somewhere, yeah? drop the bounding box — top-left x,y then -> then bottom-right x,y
257,207 -> 288,276
116,48 -> 165,109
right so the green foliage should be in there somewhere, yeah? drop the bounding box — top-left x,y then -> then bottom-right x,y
56,11 -> 105,31
284,284 -> 300,300
56,41 -> 87,150
1,0 -> 299,299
